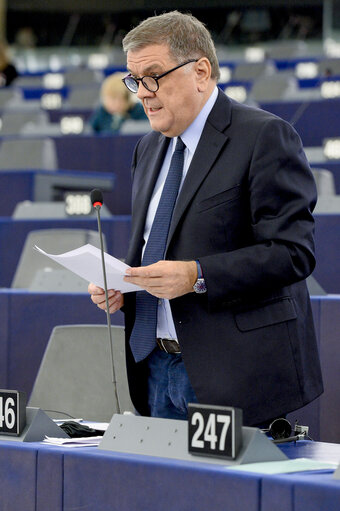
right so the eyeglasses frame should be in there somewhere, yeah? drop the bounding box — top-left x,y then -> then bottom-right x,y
122,58 -> 199,93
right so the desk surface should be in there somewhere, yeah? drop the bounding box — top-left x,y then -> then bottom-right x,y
0,437 -> 339,511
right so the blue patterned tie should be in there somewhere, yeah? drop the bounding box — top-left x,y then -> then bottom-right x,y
129,137 -> 186,362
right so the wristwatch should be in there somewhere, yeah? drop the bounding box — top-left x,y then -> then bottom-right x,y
193,260 -> 207,294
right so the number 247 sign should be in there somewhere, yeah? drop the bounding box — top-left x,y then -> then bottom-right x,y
188,404 -> 243,459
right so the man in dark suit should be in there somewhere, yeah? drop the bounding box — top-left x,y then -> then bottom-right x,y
89,11 -> 323,426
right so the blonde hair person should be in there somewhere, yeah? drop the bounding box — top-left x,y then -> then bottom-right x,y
90,72 -> 147,133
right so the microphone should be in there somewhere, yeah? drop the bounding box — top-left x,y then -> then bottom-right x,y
91,188 -> 104,209
90,188 -> 121,414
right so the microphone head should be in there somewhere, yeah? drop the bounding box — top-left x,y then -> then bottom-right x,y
90,188 -> 103,208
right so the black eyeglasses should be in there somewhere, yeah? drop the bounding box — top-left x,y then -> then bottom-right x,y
122,59 -> 198,93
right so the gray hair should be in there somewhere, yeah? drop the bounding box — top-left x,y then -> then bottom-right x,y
122,10 -> 220,81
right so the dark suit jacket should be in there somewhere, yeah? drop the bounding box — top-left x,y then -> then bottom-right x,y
124,89 -> 323,426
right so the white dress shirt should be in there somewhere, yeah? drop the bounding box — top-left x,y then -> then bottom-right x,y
142,86 -> 219,340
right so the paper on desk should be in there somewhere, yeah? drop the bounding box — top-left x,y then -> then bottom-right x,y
43,436 -> 102,447
34,244 -> 143,293
228,458 -> 339,474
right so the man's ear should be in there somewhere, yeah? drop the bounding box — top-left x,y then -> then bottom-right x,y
195,58 -> 212,92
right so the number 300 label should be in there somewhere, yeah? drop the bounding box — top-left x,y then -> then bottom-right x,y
188,404 -> 243,459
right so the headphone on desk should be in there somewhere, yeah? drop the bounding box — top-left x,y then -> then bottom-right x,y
263,418 -> 311,444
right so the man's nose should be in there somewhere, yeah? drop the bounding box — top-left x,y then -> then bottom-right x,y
137,82 -> 155,100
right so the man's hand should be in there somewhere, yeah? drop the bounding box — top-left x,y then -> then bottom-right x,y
124,260 -> 197,299
88,283 -> 124,313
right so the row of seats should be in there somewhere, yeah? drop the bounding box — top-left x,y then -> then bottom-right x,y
0,137 -> 338,212
0,85 -> 100,111
14,68 -> 104,88
9,226 -> 327,296
6,53 -> 340,110
0,108 -> 150,137
227,57 -> 340,81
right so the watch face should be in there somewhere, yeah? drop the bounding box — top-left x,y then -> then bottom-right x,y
194,278 -> 207,294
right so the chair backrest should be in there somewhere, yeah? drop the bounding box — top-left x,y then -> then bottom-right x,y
66,86 -> 100,108
120,119 -> 151,135
314,195 -> 340,213
251,74 -> 298,102
0,88 -> 17,108
311,168 -> 336,196
0,111 -> 49,136
318,58 -> 340,77
28,324 -> 134,421
0,138 -> 57,170
64,69 -> 99,86
14,75 -> 44,88
232,61 -> 275,81
306,275 -> 327,296
30,268 -> 89,292
11,228 -> 106,289
266,41 -> 307,60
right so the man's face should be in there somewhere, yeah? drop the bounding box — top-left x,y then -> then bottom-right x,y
126,44 -> 202,137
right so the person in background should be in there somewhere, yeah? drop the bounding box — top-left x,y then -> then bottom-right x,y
0,42 -> 18,87
88,11 -> 323,427
90,72 -> 147,133
14,27 -> 37,48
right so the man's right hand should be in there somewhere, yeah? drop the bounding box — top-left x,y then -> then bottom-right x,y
88,283 -> 124,313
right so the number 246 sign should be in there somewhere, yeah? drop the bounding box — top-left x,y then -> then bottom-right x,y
188,404 -> 243,459
0,390 -> 26,436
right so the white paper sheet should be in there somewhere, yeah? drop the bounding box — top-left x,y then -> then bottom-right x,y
227,458 -> 339,474
34,243 -> 143,293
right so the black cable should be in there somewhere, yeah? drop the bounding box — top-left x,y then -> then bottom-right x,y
42,409 -> 76,419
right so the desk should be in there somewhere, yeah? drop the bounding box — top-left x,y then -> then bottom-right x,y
0,438 -> 338,511
0,169 -> 114,216
261,441 -> 340,511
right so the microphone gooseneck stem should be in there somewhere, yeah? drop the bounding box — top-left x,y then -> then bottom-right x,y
95,205 -> 121,414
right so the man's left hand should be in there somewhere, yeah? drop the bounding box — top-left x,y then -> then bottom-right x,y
124,260 -> 197,299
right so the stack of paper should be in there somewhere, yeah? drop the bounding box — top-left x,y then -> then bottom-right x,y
43,436 -> 102,447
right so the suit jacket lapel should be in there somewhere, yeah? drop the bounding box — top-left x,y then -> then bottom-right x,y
166,90 -> 232,252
